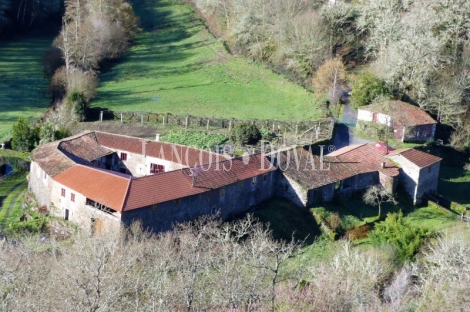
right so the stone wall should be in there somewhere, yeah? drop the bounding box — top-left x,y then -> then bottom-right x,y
274,173 -> 308,207
404,124 -> 436,142
51,180 -> 122,235
306,184 -> 335,206
416,162 -> 440,201
122,171 -> 276,232
396,158 -> 419,203
28,161 -> 52,208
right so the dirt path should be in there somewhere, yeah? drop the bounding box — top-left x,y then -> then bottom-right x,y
0,181 -> 27,232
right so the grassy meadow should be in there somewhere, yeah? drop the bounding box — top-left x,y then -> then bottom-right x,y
0,172 -> 28,232
92,0 -> 324,121
0,35 -> 54,142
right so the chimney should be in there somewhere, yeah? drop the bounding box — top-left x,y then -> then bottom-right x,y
155,133 -> 161,141
381,162 -> 385,169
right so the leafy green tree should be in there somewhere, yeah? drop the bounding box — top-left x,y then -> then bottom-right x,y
350,72 -> 390,109
11,117 -> 36,152
67,90 -> 88,120
369,211 -> 433,263
229,123 -> 261,145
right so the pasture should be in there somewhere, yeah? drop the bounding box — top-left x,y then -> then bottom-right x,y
92,0 -> 324,121
0,35 -> 53,142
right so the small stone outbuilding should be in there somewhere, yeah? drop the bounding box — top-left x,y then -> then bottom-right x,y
385,148 -> 442,204
357,101 -> 437,142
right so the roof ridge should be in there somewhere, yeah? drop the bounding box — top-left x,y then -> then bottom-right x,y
72,164 -> 132,180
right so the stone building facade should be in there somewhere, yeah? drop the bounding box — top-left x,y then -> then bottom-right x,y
357,101 -> 437,142
29,131 -> 442,234
386,149 -> 441,204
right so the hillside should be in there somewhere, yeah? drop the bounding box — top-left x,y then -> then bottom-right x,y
0,35 -> 54,142
91,0 -> 325,121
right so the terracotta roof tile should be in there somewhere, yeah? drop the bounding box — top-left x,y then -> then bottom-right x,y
123,154 -> 275,210
386,148 -> 442,168
32,132 -> 106,177
325,144 -> 400,178
360,101 -> 436,126
53,165 -> 131,211
58,132 -> 113,162
279,148 -> 360,188
95,131 -> 222,167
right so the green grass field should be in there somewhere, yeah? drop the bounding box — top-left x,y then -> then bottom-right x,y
92,0 -> 324,121
0,172 -> 28,231
0,35 -> 54,142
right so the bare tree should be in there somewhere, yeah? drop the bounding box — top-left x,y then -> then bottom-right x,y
312,58 -> 346,107
363,185 -> 397,218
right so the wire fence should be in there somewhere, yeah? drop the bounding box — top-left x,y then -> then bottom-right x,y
94,110 -> 335,147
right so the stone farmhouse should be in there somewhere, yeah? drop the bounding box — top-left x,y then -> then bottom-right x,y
29,131 -> 441,234
357,101 -> 437,142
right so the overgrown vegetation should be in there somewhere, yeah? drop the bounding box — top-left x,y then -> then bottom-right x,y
350,72 -> 391,109
228,123 -> 261,146
369,210 -> 434,263
161,130 -> 228,150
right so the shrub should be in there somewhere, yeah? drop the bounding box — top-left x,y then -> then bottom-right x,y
229,123 -> 261,145
259,128 -> 276,142
11,117 -> 38,152
369,211 -> 433,263
67,90 -> 88,120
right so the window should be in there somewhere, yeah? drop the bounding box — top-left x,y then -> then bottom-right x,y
61,188 -> 66,197
263,173 -> 268,182
120,152 -> 128,161
44,171 -> 47,180
150,163 -> 165,174
252,177 -> 257,185
71,193 -> 75,202
174,198 -> 180,205
152,204 -> 158,211
220,188 -> 226,197
238,181 -> 243,189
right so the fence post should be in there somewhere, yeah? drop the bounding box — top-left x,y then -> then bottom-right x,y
120,113 -> 123,123
206,119 -> 210,131
185,116 -> 189,130
163,115 -> 165,127
272,122 -> 275,132
141,114 -> 143,124
100,111 -> 103,121
229,120 -> 232,132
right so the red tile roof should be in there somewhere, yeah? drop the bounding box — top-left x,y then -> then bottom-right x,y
123,154 -> 275,210
94,131 -> 223,167
279,148 -> 361,188
360,101 -> 437,126
52,154 -> 275,212
58,132 -> 113,162
325,144 -> 400,178
32,132 -> 111,177
385,148 -> 442,168
53,165 -> 131,211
